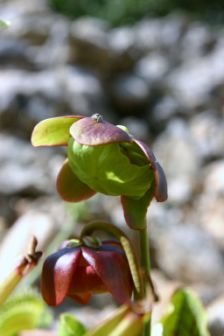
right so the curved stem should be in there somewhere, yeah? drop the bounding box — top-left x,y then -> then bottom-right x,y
139,221 -> 151,336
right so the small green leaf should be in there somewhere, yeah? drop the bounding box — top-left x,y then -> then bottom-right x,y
161,288 -> 210,336
0,291 -> 52,336
31,116 -> 82,147
121,189 -> 153,230
59,313 -> 86,336
85,306 -> 129,336
0,20 -> 10,29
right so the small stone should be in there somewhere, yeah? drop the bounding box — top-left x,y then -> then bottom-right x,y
189,112 -> 224,160
151,219 -> 224,284
151,96 -> 181,124
208,297 -> 224,336
153,119 -> 201,203
69,18 -> 111,71
166,42 -> 224,109
0,134 -> 63,195
120,116 -> 149,141
110,74 -> 150,112
181,23 -> 216,60
0,198 -> 66,283
135,53 -> 169,84
64,66 -> 105,117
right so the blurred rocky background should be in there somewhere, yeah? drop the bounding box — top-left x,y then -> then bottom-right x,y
0,0 -> 224,334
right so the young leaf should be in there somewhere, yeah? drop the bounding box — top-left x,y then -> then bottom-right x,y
161,288 -> 210,336
0,292 -> 52,336
121,189 -> 153,230
56,160 -> 96,202
85,306 -> 129,336
0,20 -> 10,29
59,313 -> 86,336
31,116 -> 82,147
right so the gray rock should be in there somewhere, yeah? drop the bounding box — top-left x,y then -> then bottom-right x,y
109,27 -> 135,54
0,70 -> 64,135
135,52 -> 169,84
0,66 -> 104,135
203,160 -> 224,196
195,161 -> 224,247
135,19 -> 164,52
181,23 -> 216,60
69,18 -> 111,71
0,198 -> 66,283
208,297 -> 224,336
0,38 -> 36,69
0,133 -> 64,195
110,74 -> 150,112
63,66 -> 106,116
135,15 -> 186,53
166,41 -> 224,109
151,214 -> 224,284
189,112 -> 224,160
153,119 -> 201,203
120,116 -> 149,141
151,96 -> 182,124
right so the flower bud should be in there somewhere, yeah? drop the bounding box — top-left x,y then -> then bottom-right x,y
41,240 -> 133,306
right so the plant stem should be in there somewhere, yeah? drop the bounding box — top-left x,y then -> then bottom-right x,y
138,221 -> 151,336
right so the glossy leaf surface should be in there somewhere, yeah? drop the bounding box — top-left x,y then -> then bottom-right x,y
70,116 -> 131,146
133,139 -> 168,202
0,292 -> 52,336
85,306 -> 128,336
59,313 -> 86,336
57,160 -> 96,202
31,116 -> 82,147
68,140 -> 153,198
121,189 -> 153,230
82,246 -> 132,305
161,288 -> 209,336
41,248 -> 81,306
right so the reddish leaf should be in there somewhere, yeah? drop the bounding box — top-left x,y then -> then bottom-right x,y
70,116 -> 131,146
41,248 -> 81,306
82,247 -> 132,305
133,139 -> 168,202
56,160 -> 96,202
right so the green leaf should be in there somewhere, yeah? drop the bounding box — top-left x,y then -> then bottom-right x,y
0,20 -> 10,29
31,116 -> 82,147
68,140 -> 153,198
59,313 -> 86,336
121,189 -> 153,230
161,288 -> 210,336
0,291 -> 52,336
85,306 -> 129,336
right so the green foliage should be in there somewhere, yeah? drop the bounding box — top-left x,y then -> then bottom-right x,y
31,116 -> 81,147
59,313 -> 86,336
0,291 -> 52,336
85,306 -> 128,336
68,140 -> 153,198
161,288 -> 210,336
48,0 -> 224,25
49,0 -> 153,25
0,20 -> 10,29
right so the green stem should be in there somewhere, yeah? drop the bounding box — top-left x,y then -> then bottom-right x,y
139,221 -> 151,336
139,226 -> 151,278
